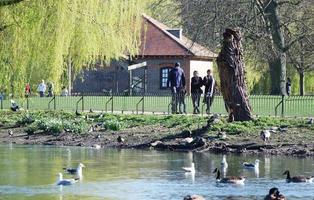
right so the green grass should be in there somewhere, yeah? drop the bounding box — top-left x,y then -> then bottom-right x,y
1,95 -> 313,117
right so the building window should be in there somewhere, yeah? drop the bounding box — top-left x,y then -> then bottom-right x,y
160,67 -> 171,89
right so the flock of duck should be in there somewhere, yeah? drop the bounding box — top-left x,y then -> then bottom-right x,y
182,156 -> 314,184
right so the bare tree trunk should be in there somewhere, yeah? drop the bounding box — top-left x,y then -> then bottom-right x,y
263,0 -> 287,95
217,28 -> 253,121
269,58 -> 281,94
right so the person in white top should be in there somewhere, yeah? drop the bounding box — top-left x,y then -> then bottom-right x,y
37,80 -> 46,97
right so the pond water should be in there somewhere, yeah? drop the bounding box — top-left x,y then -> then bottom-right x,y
0,144 -> 313,200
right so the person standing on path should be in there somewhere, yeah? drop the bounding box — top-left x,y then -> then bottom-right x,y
37,80 -> 46,97
168,62 -> 186,114
203,69 -> 215,114
191,71 -> 203,114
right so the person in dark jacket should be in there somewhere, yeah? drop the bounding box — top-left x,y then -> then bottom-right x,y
168,62 -> 186,114
203,69 -> 215,114
191,70 -> 203,114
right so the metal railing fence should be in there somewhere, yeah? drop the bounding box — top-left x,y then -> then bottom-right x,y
0,93 -> 313,117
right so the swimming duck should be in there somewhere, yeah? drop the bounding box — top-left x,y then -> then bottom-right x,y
56,173 -> 79,186
243,159 -> 260,169
213,168 -> 245,184
63,163 -> 85,176
264,187 -> 286,200
283,170 -> 314,183
183,162 -> 195,173
183,194 -> 205,200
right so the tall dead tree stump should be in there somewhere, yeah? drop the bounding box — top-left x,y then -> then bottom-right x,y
217,28 -> 253,121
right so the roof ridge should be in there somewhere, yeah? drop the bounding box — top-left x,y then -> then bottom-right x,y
142,14 -> 194,56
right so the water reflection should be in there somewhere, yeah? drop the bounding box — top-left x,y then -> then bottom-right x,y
0,144 -> 313,200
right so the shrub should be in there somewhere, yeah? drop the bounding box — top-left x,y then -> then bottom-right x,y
104,120 -> 124,131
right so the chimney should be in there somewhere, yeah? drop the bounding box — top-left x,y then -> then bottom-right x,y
166,29 -> 182,40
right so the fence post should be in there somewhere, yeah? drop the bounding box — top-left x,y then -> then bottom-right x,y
26,96 -> 29,110
281,95 -> 285,117
82,95 -> 84,112
111,93 -> 113,113
54,95 -> 56,110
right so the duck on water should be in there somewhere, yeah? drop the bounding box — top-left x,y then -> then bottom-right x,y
56,173 -> 79,186
63,163 -> 85,177
283,170 -> 313,183
212,168 -> 245,184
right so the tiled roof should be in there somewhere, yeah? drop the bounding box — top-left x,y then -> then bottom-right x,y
139,14 -> 217,59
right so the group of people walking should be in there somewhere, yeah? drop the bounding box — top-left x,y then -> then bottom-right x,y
168,62 -> 215,114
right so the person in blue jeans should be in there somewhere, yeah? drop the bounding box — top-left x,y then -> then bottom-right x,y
168,62 -> 186,114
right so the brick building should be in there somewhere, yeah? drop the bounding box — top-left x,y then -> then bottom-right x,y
73,14 -> 217,95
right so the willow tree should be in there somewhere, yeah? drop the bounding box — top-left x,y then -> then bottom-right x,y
0,0 -> 148,96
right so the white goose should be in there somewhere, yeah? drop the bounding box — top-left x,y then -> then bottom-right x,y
183,162 -> 195,173
243,159 -> 260,169
56,173 -> 78,186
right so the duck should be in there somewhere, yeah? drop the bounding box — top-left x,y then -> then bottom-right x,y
264,187 -> 286,200
243,159 -> 260,169
56,173 -> 79,186
63,163 -> 85,177
283,170 -> 314,183
183,195 -> 205,200
213,168 -> 245,184
221,155 -> 228,168
182,162 -> 195,173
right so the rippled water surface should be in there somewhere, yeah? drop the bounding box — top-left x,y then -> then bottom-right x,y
0,144 -> 313,200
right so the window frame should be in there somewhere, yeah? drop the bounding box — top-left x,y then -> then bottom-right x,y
160,67 -> 172,89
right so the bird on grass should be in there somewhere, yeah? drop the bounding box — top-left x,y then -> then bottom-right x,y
264,187 -> 286,200
117,136 -> 125,144
182,162 -> 195,173
260,130 -> 271,143
306,118 -> 313,125
243,159 -> 260,169
89,108 -> 94,113
63,163 -> 85,177
8,130 -> 13,137
56,173 -> 79,186
213,168 -> 245,184
283,170 -> 313,183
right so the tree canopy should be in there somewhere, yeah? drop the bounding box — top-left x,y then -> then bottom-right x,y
0,0 -> 149,96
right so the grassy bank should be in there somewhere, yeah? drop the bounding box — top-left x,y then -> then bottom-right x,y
0,110 -> 313,155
